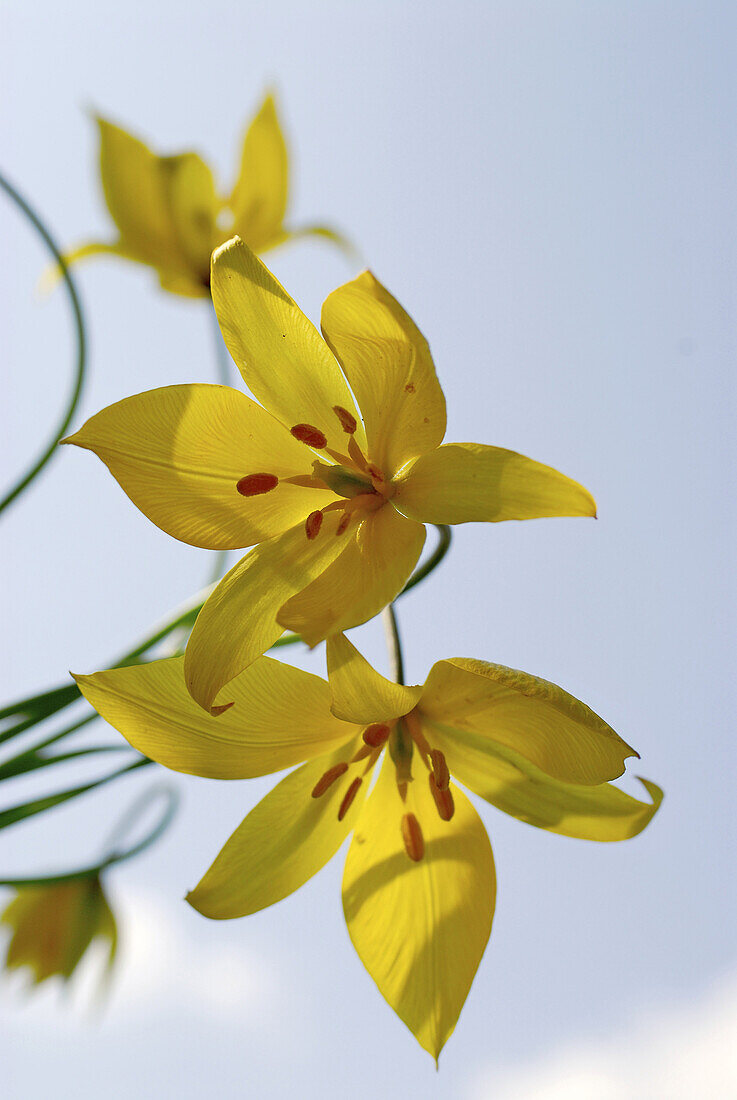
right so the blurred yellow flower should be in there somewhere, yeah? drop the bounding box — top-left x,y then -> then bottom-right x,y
75,634 -> 661,1059
63,93 -> 348,297
66,239 -> 596,714
1,876 -> 117,988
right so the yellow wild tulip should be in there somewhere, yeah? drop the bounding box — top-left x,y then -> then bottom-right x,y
1,876 -> 117,988
63,93 -> 348,297
65,239 -> 597,715
75,634 -> 661,1059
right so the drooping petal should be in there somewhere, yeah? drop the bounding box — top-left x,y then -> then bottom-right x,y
425,718 -> 662,841
321,272 -> 447,477
96,116 -> 182,268
184,512 -> 352,712
393,442 -> 596,523
75,655 -> 351,779
1,879 -> 115,985
277,506 -> 426,646
187,744 -> 369,918
211,237 -> 366,453
230,93 -> 289,252
63,384 -> 332,550
420,659 -> 637,785
326,633 -> 423,724
342,755 -> 495,1061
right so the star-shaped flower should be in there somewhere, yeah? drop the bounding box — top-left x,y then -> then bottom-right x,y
61,93 -> 348,297
66,239 -> 597,714
75,635 -> 661,1059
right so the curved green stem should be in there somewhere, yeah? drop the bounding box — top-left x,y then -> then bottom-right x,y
98,783 -> 180,867
0,171 -> 86,516
398,523 -> 451,598
382,603 -> 405,685
0,780 -> 178,887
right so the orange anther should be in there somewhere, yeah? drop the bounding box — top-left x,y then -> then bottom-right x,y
429,774 -> 455,821
362,723 -> 390,748
236,473 -> 279,496
430,749 -> 450,791
311,762 -> 349,798
291,423 -> 327,449
401,813 -> 425,861
333,406 -> 358,434
305,510 -> 324,539
338,777 -> 362,821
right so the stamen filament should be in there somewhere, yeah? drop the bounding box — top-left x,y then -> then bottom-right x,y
282,473 -> 330,491
348,435 -> 372,475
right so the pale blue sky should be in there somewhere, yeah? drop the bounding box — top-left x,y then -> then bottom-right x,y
2,2 -> 735,1097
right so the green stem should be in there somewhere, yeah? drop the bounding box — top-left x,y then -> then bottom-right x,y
398,524 -> 451,598
382,603 -> 405,686
0,781 -> 178,887
0,171 -> 86,516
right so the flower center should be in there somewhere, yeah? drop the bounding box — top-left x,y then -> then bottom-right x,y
235,406 -> 394,540
310,709 -> 454,862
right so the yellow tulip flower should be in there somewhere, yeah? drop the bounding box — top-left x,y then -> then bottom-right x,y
75,634 -> 661,1059
66,239 -> 597,715
63,93 -> 347,297
1,876 -> 117,988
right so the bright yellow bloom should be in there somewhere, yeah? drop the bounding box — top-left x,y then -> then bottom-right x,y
63,93 -> 347,297
66,239 -> 597,714
75,635 -> 661,1059
1,876 -> 117,988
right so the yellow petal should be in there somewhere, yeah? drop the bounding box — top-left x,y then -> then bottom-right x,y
95,117 -> 219,294
425,718 -> 662,841
75,655 -> 351,779
326,633 -> 423,724
159,151 -> 218,285
210,237 -> 366,453
63,384 -> 333,550
187,743 -> 368,918
321,272 -> 447,477
96,116 -> 182,268
230,93 -> 288,252
184,512 -> 352,712
420,659 -> 637,785
277,506 -> 426,646
393,442 -> 596,523
342,755 -> 495,1061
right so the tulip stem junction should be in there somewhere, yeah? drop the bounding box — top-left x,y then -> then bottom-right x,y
0,170 -> 87,517
0,781 -> 179,887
